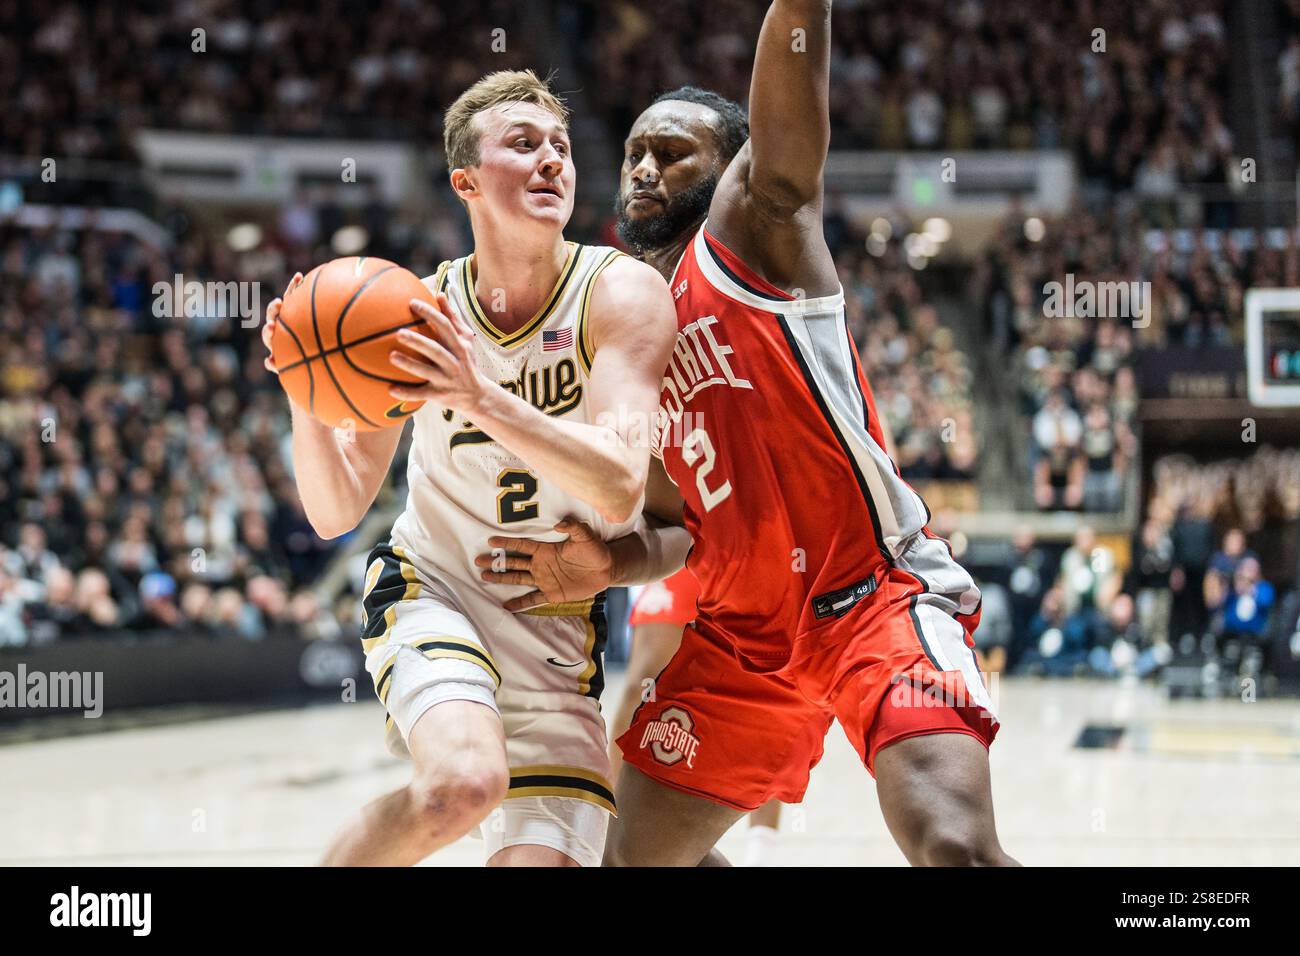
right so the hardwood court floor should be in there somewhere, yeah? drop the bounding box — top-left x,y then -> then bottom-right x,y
2,675 -> 1297,866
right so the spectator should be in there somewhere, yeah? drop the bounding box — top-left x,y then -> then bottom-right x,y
137,572 -> 183,630
235,510 -> 284,580
1032,388 -> 1082,453
12,522 -> 61,584
179,582 -> 217,634
1170,497 -> 1217,638
1057,525 -> 1120,621
73,569 -> 122,631
288,590 -> 343,642
1080,404 -> 1127,512
246,574 -> 289,636
4,1 -> 545,164
0,567 -> 27,646
1005,526 -> 1049,670
1207,527 -> 1257,582
1088,592 -> 1169,678
1034,436 -> 1085,511
1149,449 -> 1300,643
25,565 -> 81,643
1018,586 -> 1092,677
572,0 -> 1238,174
211,587 -> 261,640
1212,556 -> 1275,642
1128,517 -> 1174,648
1088,593 -> 1138,676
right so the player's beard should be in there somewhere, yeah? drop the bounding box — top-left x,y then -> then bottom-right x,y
614,173 -> 718,255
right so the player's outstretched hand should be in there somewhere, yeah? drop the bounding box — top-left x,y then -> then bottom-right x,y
262,272 -> 303,373
389,293 -> 491,416
475,518 -> 613,612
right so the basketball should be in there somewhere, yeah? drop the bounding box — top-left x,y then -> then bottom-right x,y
271,256 -> 437,430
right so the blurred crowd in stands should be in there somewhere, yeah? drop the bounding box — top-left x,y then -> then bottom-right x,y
6,0 -> 1253,194
973,447 -> 1300,685
10,0 -> 1295,221
978,205 -> 1142,512
5,0 -> 1250,156
3,0 -> 539,161
830,206 -> 978,480
574,0 -> 1236,193
979,198 -> 1300,511
0,220 -> 348,645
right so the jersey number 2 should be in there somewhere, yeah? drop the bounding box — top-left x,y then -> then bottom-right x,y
682,428 -> 731,511
497,469 -> 539,524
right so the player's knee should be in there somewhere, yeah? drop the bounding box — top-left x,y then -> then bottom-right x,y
917,825 -> 1005,867
410,759 -> 508,834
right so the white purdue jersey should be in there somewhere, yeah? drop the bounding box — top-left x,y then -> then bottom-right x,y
389,241 -> 640,598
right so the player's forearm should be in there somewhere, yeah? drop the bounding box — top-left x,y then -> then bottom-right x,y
287,403 -> 374,538
468,386 -> 646,525
747,0 -> 833,208
608,518 -> 692,586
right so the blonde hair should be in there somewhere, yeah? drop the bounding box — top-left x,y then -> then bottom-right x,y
443,69 -> 569,172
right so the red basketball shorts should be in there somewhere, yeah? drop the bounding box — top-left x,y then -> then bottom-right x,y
617,565 -> 1000,811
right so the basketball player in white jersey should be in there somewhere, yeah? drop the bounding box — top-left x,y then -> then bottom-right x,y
261,70 -> 676,866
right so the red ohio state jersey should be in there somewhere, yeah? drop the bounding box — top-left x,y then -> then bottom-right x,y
653,224 -> 957,670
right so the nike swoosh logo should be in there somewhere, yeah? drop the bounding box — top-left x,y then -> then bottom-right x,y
384,400 -> 420,419
546,657 -> 585,668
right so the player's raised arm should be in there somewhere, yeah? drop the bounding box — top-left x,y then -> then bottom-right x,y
741,0 -> 832,215
707,0 -> 838,294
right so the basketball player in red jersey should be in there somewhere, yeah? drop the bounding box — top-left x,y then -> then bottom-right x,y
479,0 -> 1016,866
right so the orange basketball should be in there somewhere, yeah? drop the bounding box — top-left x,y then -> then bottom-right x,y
271,257 -> 437,431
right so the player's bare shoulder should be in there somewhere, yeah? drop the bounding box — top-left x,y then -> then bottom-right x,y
586,254 -> 677,358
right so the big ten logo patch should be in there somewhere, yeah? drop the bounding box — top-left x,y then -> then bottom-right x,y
639,706 -> 701,769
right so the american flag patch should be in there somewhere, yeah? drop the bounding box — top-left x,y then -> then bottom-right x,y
542,328 -> 573,351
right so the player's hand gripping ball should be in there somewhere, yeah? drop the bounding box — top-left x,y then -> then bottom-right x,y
266,257 -> 439,431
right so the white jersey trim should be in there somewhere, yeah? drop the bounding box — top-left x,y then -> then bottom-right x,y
690,223 -> 846,317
